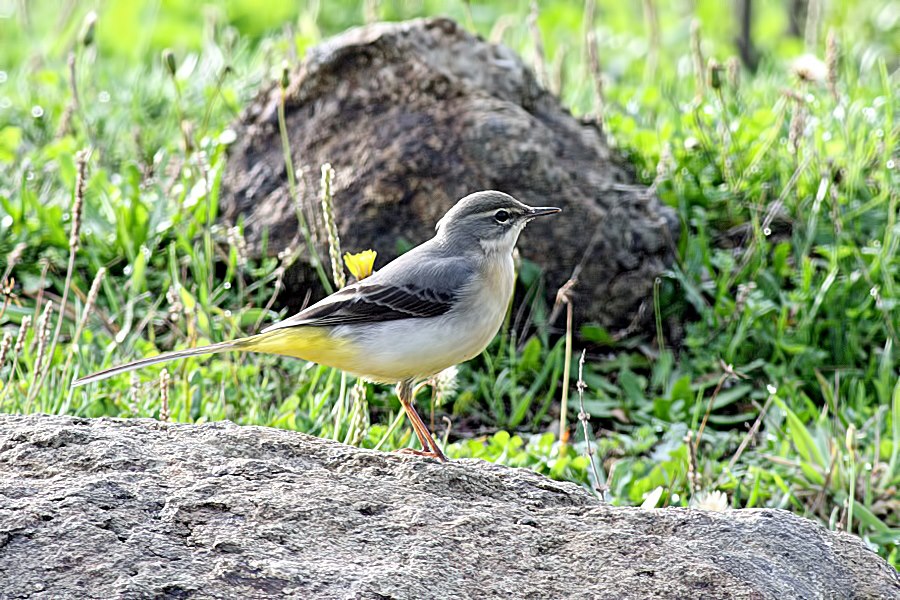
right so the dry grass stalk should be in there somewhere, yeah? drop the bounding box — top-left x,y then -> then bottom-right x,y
277,67 -> 332,295
576,350 -> 607,499
707,58 -> 735,185
488,15 -> 517,45
684,430 -> 700,494
128,373 -> 140,416
364,0 -> 379,24
32,301 -> 54,383
0,316 -> 31,407
159,368 -> 170,422
550,43 -> 567,97
226,226 -> 248,269
1,242 -> 26,283
555,278 -> 578,447
56,53 -> 78,138
69,152 -> 87,251
804,0 -> 821,51
343,378 -> 370,447
0,278 -> 15,322
788,96 -> 806,155
527,1 -> 549,90
37,149 -> 88,396
642,0 -> 660,82
0,331 -> 12,372
695,361 -> 746,451
845,424 -> 857,531
321,162 -> 348,439
812,443 -> 839,516
726,56 -> 741,90
13,316 -> 31,356
319,163 -> 345,289
61,267 -> 106,384
584,0 -> 605,123
690,19 -> 705,100
255,246 -> 301,332
825,29 -> 839,100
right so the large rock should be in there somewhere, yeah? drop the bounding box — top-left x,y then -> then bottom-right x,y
0,414 -> 896,599
220,18 -> 678,329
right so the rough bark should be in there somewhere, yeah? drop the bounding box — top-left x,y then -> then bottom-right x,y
219,17 -> 678,330
1,414 -> 897,599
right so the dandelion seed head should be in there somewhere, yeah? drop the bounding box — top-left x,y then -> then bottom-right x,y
791,54 -> 827,83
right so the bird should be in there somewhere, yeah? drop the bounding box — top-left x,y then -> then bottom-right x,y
73,191 -> 561,461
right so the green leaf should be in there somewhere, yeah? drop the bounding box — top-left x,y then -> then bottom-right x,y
773,396 -> 827,472
0,126 -> 23,162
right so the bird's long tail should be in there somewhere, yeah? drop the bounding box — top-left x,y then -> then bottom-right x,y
72,336 -> 259,387
72,327 -> 354,388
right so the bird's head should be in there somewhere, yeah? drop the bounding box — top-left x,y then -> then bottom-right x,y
435,191 -> 560,255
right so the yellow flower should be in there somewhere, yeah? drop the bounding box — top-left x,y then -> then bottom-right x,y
343,250 -> 377,281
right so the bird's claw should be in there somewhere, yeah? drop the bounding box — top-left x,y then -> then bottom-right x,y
395,447 -> 447,461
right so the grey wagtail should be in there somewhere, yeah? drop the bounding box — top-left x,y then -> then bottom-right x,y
73,191 -> 560,461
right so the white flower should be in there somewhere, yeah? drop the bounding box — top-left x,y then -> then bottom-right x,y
791,54 -> 827,83
433,366 -> 459,400
691,490 -> 730,511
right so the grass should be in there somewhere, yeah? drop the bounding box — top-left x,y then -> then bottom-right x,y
1,0 -> 898,568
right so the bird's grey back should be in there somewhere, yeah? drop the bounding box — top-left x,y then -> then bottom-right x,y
362,235 -> 478,295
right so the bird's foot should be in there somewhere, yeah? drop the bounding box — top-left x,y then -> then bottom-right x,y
395,447 -> 448,462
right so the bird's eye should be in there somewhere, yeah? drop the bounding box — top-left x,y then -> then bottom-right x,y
494,209 -> 510,223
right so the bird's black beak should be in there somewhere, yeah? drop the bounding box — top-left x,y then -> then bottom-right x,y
526,206 -> 561,219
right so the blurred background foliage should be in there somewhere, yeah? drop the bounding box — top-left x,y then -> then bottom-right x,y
0,0 -> 898,567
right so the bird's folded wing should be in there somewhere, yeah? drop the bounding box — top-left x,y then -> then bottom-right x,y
261,283 -> 457,332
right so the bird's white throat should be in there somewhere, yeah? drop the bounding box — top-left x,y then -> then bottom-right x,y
478,225 -> 523,256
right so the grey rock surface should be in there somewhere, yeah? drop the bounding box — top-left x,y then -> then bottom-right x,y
220,17 -> 678,330
0,413 -> 897,599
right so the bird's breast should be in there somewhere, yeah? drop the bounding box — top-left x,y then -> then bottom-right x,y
439,252 -> 515,363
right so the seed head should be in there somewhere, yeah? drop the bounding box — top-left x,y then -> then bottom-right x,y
791,53 -> 827,84
789,103 -> 806,154
320,163 -> 345,289
80,11 -> 98,47
227,226 -> 248,268
162,49 -> 177,77
33,302 -> 54,376
280,60 -> 290,90
707,58 -> 723,90
0,331 -> 12,370
70,150 -> 88,252
13,316 -> 31,355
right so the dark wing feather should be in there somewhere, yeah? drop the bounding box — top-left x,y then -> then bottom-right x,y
260,244 -> 475,334
262,282 -> 459,332
297,284 -> 455,326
